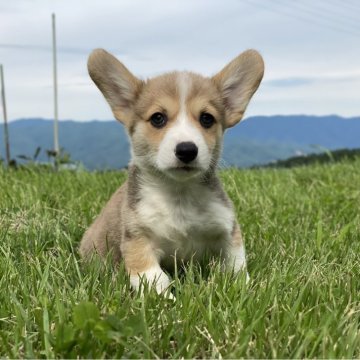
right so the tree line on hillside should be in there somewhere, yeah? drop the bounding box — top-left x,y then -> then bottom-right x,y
2,146 -> 360,171
258,148 -> 360,169
2,116 -> 360,169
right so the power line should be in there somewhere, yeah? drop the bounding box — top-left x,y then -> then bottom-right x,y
0,43 -> 92,54
294,0 -> 360,27
339,0 -> 360,11
0,43 -> 127,57
242,0 -> 360,37
313,0 -> 360,24
272,0 -> 360,34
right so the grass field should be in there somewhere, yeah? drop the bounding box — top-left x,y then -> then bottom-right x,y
0,160 -> 359,358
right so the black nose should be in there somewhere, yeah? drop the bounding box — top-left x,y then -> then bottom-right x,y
175,142 -> 198,163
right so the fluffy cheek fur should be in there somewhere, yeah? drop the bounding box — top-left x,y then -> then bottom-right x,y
202,124 -> 223,170
130,118 -> 223,178
130,122 -> 162,170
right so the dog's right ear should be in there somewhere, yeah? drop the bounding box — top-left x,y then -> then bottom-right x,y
88,49 -> 143,125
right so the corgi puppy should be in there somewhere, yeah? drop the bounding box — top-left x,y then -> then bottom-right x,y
79,49 -> 264,295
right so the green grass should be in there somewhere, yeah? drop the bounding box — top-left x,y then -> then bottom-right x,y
0,160 -> 359,358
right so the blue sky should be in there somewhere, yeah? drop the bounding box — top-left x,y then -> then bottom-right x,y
0,0 -> 359,121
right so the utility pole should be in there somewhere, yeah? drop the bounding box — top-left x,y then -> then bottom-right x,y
52,13 -> 59,155
0,64 -> 11,166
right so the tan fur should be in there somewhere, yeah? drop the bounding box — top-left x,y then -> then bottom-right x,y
187,96 -> 223,150
80,169 -> 161,275
133,73 -> 224,151
231,222 -> 244,246
122,237 -> 158,275
80,48 -> 264,292
79,184 -> 126,263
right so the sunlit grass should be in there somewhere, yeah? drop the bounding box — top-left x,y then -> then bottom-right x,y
0,160 -> 359,358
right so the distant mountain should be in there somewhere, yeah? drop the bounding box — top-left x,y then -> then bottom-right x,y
0,115 -> 359,169
226,115 -> 360,148
1,119 -> 130,169
222,114 -> 360,167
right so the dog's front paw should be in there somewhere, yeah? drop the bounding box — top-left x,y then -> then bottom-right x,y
130,265 -> 174,297
227,244 -> 250,283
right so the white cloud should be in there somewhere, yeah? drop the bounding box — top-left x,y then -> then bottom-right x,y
0,0 -> 359,120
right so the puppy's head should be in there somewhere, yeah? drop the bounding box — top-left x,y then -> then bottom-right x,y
88,49 -> 264,181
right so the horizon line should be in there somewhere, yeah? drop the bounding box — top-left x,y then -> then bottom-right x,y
4,114 -> 360,123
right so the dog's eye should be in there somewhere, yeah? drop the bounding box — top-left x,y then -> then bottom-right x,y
199,112 -> 215,128
150,112 -> 167,128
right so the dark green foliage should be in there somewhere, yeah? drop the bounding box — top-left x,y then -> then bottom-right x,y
262,148 -> 360,168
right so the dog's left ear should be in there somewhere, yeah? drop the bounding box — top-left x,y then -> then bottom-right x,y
212,50 -> 264,128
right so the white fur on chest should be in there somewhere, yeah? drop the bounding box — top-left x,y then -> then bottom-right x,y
136,181 -> 234,260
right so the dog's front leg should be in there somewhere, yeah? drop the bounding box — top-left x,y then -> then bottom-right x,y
122,236 -> 172,296
227,223 -> 250,282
